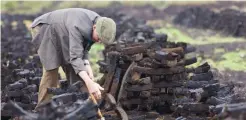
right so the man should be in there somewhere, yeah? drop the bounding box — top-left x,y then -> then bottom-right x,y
30,8 -> 116,110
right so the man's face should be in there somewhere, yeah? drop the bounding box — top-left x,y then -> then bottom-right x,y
92,25 -> 101,43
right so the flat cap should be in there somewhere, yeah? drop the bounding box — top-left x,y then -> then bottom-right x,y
96,17 -> 116,45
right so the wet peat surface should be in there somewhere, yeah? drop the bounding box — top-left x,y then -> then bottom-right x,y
1,1 -> 246,120
110,1 -> 246,87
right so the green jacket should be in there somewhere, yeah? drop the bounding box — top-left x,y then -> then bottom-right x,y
31,8 -> 100,74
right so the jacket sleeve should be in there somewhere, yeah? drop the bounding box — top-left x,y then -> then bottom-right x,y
66,9 -> 97,74
68,25 -> 87,74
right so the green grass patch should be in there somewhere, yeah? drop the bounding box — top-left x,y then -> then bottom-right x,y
2,1 -> 53,14
154,23 -> 246,45
2,1 -> 168,14
217,50 -> 246,71
88,43 -> 105,81
214,48 -> 225,54
120,1 -> 216,9
187,50 -> 246,71
155,25 -> 194,44
2,1 -> 217,15
151,20 -> 246,71
165,1 -> 216,6
120,1 -> 168,9
197,35 -> 246,45
53,1 -> 111,10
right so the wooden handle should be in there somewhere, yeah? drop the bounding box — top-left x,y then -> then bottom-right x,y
90,94 -> 103,118
162,47 -> 184,53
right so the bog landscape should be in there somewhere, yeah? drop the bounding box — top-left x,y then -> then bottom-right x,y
1,1 -> 246,120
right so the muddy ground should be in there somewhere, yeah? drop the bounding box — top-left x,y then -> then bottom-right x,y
1,1 -> 246,120
111,2 -> 246,119
92,1 -> 246,109
94,1 -> 246,83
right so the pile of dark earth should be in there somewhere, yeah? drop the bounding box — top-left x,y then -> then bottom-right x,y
97,13 -> 246,120
1,13 -> 42,90
173,7 -> 246,38
1,13 -> 43,119
1,9 -> 246,120
2,80 -> 99,120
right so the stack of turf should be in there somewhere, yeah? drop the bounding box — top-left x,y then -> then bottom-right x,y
98,14 -> 246,118
97,22 -> 229,119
